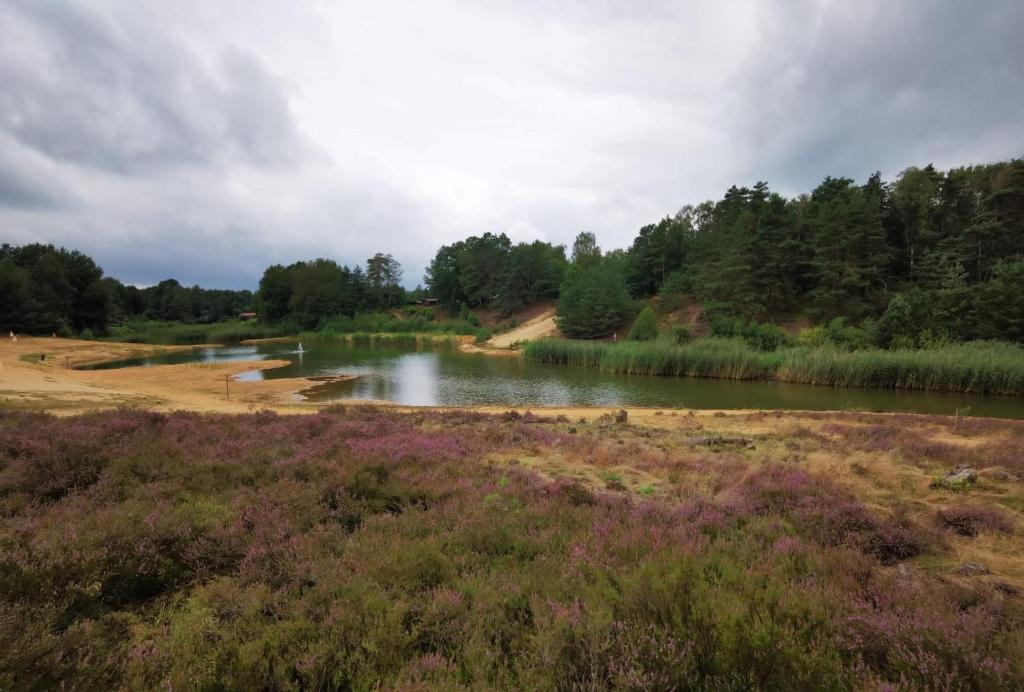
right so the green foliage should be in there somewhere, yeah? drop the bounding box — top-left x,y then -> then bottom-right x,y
317,312 -> 479,337
0,244 -> 113,334
104,320 -> 282,345
875,295 -> 915,349
709,315 -> 791,351
556,249 -> 635,339
616,160 -> 1024,344
525,338 -> 1024,394
799,318 -> 875,351
977,260 -> 1024,342
626,216 -> 692,296
669,324 -> 690,344
257,259 -> 381,330
627,306 -> 659,341
425,234 -> 567,314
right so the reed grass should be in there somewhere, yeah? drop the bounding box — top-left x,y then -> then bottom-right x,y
523,337 -> 1024,395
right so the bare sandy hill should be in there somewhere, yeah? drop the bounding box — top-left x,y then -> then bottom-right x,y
486,307 -> 560,348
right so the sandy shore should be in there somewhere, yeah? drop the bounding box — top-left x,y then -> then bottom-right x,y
0,337 -> 327,414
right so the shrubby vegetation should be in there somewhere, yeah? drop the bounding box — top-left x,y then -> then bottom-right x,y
525,337 -> 1024,394
1,407 -> 1021,688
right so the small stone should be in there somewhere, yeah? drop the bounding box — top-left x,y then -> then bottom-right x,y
958,561 -> 990,577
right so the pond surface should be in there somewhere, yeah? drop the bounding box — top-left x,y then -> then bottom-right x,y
83,340 -> 1024,418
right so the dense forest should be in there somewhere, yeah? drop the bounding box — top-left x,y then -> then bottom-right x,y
256,254 -> 406,330
0,244 -> 254,336
420,158 -> 1024,344
4,158 -> 1022,345
617,159 -> 1024,344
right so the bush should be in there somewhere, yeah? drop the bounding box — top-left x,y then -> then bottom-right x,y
627,306 -> 658,341
79,328 -> 95,340
709,315 -> 791,351
669,325 -> 690,344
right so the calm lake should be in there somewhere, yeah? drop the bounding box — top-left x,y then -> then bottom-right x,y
84,340 -> 1024,418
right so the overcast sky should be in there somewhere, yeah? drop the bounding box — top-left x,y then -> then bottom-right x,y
2,1 -> 1022,289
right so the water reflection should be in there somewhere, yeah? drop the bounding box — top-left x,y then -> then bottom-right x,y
81,340 -> 1024,418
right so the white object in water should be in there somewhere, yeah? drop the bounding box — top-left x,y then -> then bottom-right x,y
298,342 -> 304,353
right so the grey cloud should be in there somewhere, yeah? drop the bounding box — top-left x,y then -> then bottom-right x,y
726,1 -> 1024,191
0,163 -> 61,209
0,1 -> 301,174
1,0 -> 1021,290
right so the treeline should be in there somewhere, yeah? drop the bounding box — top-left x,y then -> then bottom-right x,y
417,159 -> 1024,344
624,159 -> 1024,343
425,233 -> 567,313
0,243 -> 253,336
255,254 -> 405,330
7,157 -> 1022,344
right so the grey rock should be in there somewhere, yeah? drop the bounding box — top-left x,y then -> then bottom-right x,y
931,465 -> 978,490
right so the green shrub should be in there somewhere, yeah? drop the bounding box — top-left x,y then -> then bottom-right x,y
669,325 -> 690,344
628,306 -> 659,341
709,316 -> 791,351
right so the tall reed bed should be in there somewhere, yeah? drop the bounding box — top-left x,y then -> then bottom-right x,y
522,338 -> 608,367
523,337 -> 1024,394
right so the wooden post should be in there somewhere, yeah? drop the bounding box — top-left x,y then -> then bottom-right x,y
66,354 -> 70,369
225,374 -> 229,399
